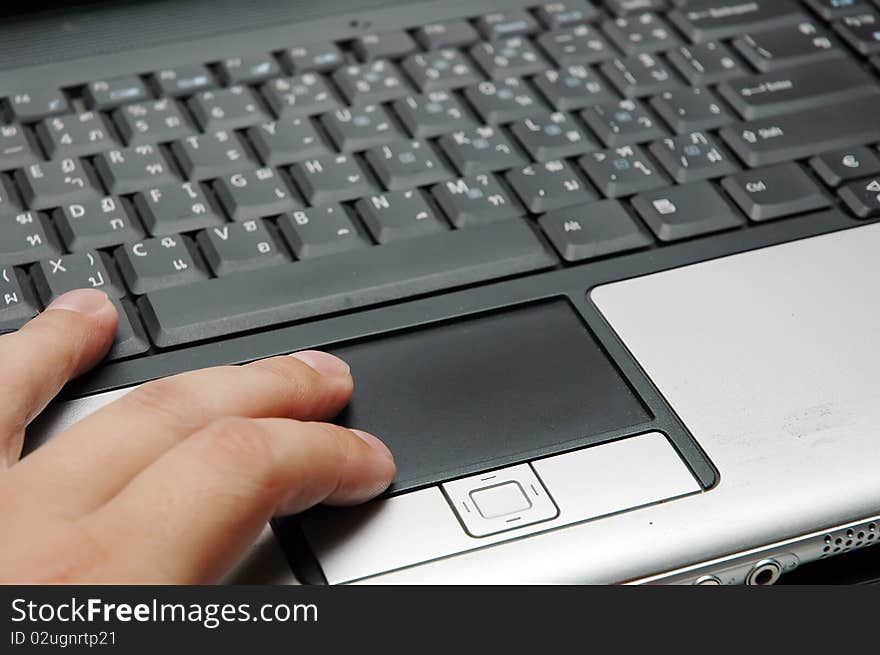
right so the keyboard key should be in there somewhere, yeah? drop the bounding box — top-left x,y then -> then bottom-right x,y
579,145 -> 668,197
5,89 -> 69,123
106,297 -> 150,361
354,189 -> 447,243
413,20 -> 480,49
532,65 -> 619,111
437,126 -> 527,176
213,167 -> 302,221
430,174 -> 522,227
245,118 -> 331,166
392,92 -> 475,139
631,181 -> 744,241
280,43 -> 344,74
667,42 -> 746,85
719,95 -> 880,167
838,176 -> 880,218
364,140 -> 451,190
603,0 -> 667,15
649,87 -> 732,133
535,1 -> 599,29
352,31 -> 419,61
134,181 -> 224,236
0,176 -> 22,215
289,154 -> 378,205
601,53 -> 682,98
53,196 -> 143,251
332,60 -> 411,105
470,37 -> 548,78
536,25 -> 616,67
15,159 -> 101,210
196,218 -> 288,275
83,75 -> 150,110
721,163 -> 831,222
506,159 -> 597,212
809,147 -> 880,187
581,98 -> 666,147
138,219 -> 555,347
216,54 -> 282,85
732,21 -> 844,72
93,144 -> 177,195
400,49 -> 482,92
115,234 -> 208,294
463,77 -> 546,124
669,0 -> 804,43
36,112 -> 116,158
0,266 -> 40,329
170,130 -> 254,180
112,98 -> 195,146
509,112 -> 598,161
717,59 -> 876,121
277,204 -> 370,258
187,86 -> 268,131
0,211 -> 60,267
31,250 -> 123,304
602,12 -> 681,55
649,131 -> 739,183
152,64 -> 216,97
321,104 -> 401,152
475,11 -> 540,39
834,11 -> 880,55
0,124 -> 40,170
260,74 -> 341,119
804,0 -> 870,20
538,198 -> 651,261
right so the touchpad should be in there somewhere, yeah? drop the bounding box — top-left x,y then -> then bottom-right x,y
331,300 -> 650,494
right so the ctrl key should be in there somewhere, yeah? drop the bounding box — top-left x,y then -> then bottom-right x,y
538,199 -> 652,262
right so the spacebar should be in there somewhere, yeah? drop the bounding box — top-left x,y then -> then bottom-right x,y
138,219 -> 556,348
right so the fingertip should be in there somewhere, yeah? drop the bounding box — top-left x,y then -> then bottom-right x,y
45,288 -> 114,316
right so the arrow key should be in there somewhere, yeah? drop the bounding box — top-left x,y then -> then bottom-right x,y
839,177 -> 880,219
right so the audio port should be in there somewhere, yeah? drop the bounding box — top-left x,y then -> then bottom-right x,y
746,559 -> 782,586
695,575 -> 722,585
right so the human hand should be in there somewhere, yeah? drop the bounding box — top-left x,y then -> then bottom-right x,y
0,288 -> 395,583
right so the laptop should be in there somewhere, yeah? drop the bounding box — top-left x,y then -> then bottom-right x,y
4,0 -> 879,585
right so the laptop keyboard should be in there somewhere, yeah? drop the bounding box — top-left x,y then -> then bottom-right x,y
2,0 -> 880,357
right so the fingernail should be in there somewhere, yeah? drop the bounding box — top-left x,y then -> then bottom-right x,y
351,429 -> 394,461
289,350 -> 350,377
46,288 -> 111,316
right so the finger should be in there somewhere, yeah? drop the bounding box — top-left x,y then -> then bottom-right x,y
0,289 -> 117,467
8,351 -> 354,517
79,418 -> 395,583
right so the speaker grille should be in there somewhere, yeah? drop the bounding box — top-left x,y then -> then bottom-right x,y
819,521 -> 877,559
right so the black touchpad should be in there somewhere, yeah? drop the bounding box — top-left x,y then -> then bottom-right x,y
332,300 -> 650,494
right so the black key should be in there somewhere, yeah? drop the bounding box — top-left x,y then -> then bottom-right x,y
187,86 -> 268,132
245,118 -> 332,166
53,196 -> 143,251
106,298 -> 150,361
601,53 -> 682,98
669,0 -> 804,43
804,0 -> 871,21
475,10 -> 540,39
93,144 -> 177,195
216,54 -> 282,85
809,147 -> 880,187
0,176 -> 22,216
719,95 -> 880,167
392,92 -> 475,139
650,87 -> 732,133
353,31 -> 419,61
470,37 -> 547,78
437,126 -> 528,176
462,77 -> 546,124
539,198 -> 651,261
0,211 -> 60,267
36,112 -> 117,158
5,89 -> 69,123
667,41 -> 745,86
506,159 -> 597,212
717,59 -> 876,121
139,219 -> 555,347
277,204 -> 370,259
533,65 -> 619,111
430,174 -> 522,227
649,131 -> 739,183
289,154 -> 378,205
196,219 -> 288,274
603,0 -> 667,15
15,158 -> 101,210
170,131 -> 254,180
115,234 -> 208,294
280,43 -> 344,74
152,64 -> 216,97
631,181 -> 744,241
400,49 -> 482,93
581,98 -> 667,147
83,75 -> 150,110
535,2 -> 600,29
112,98 -> 195,146
579,145 -> 668,197
31,250 -> 123,304
536,26 -> 616,67
134,181 -> 224,235
354,189 -> 447,243
260,74 -> 340,119
0,124 -> 40,170
0,266 -> 40,329
332,60 -> 411,105
413,20 -> 480,50
364,140 -> 451,190
509,112 -> 598,161
213,167 -> 302,221
321,104 -> 401,152
602,12 -> 681,55
732,21 -> 844,72
838,176 -> 880,218
834,11 -> 880,55
721,163 -> 831,222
